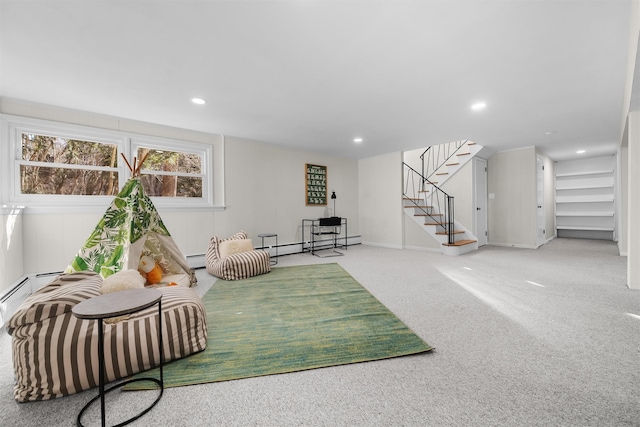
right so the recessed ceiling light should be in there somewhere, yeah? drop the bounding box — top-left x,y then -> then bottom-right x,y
353,138 -> 363,143
471,102 -> 487,111
191,97 -> 207,105
576,150 -> 586,154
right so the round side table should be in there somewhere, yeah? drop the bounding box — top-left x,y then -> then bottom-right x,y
72,288 -> 164,427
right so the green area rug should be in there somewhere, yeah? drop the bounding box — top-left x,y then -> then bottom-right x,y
125,263 -> 433,390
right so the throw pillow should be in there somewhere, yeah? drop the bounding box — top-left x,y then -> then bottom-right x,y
219,238 -> 254,258
101,269 -> 145,294
207,230 -> 248,261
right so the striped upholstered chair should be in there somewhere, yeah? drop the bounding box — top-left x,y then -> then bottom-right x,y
7,271 -> 207,402
205,231 -> 271,280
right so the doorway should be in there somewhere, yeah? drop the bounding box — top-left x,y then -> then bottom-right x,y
473,157 -> 488,246
536,156 -> 545,247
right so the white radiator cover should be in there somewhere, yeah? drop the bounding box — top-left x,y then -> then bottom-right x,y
0,206 -> 25,297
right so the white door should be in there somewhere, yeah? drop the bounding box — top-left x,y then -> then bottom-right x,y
474,157 -> 488,246
537,156 -> 545,246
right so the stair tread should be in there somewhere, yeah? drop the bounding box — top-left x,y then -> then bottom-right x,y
467,142 -> 477,145
436,172 -> 449,175
456,152 -> 471,156
405,205 -> 432,209
435,230 -> 465,235
416,213 -> 443,216
446,163 -> 459,166
442,239 -> 477,247
425,222 -> 446,226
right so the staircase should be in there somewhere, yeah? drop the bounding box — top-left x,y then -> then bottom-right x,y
403,139 -> 483,256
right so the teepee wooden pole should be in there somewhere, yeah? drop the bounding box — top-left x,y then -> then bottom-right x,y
120,153 -> 133,173
121,153 -> 149,178
137,152 -> 149,175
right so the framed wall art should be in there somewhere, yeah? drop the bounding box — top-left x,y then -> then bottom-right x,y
305,163 -> 327,205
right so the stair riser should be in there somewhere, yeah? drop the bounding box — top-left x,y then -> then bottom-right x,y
442,241 -> 479,256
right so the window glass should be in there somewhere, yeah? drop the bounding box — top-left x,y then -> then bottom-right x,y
19,133 -> 119,196
135,146 -> 204,198
139,174 -> 203,198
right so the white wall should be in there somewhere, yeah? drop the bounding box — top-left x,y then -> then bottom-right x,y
0,99 -> 360,290
487,146 -> 537,248
620,0 -> 639,290
403,218 -> 441,251
402,147 -> 424,176
618,145 -> 628,255
627,110 -> 639,290
544,155 -> 556,242
213,136 -> 359,246
359,152 -> 403,248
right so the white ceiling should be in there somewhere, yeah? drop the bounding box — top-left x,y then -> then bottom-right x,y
0,0 -> 636,161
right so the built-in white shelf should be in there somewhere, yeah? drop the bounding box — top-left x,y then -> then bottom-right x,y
555,169 -> 614,178
556,225 -> 614,231
555,183 -> 613,191
556,212 -> 614,217
555,157 -> 615,239
556,195 -> 614,203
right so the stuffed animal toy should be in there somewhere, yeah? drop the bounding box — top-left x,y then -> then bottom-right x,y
139,255 -> 163,285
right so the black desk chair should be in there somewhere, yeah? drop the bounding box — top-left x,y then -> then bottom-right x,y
312,217 -> 344,257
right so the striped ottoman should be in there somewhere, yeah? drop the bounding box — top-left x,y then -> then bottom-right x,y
7,271 -> 207,402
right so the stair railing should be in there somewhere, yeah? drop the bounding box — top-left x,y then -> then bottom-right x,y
403,162 -> 455,244
420,139 -> 469,188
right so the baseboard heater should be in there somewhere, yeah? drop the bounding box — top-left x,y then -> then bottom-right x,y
0,277 -> 31,328
0,277 -> 29,305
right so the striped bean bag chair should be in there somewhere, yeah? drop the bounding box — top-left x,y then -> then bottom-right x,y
205,231 -> 271,280
7,271 -> 207,402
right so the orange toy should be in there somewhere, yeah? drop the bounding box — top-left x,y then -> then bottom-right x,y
139,255 -> 163,285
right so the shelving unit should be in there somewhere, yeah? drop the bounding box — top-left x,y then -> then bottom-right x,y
555,157 -> 615,240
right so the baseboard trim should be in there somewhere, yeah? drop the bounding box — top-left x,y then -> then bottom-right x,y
403,245 -> 442,253
361,242 -> 403,250
188,236 -> 364,264
488,242 -> 538,249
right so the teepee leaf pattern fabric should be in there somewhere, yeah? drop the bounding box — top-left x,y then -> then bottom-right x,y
66,178 -> 172,278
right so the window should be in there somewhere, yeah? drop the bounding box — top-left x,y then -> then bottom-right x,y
19,132 -> 120,196
131,137 -> 212,208
2,116 -> 217,211
134,146 -> 202,198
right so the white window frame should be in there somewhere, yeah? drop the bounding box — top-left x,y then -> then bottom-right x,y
130,136 -> 213,209
1,115 -> 215,212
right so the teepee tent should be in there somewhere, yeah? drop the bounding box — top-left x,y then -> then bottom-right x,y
65,155 -> 196,287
